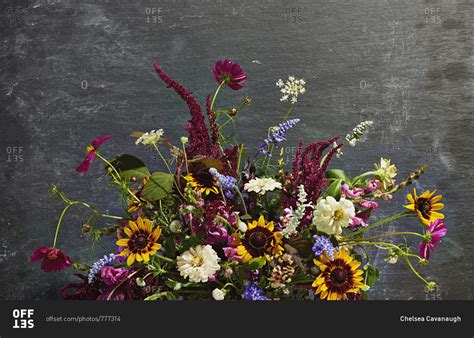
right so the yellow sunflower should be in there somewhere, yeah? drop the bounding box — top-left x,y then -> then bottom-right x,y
404,188 -> 444,226
184,172 -> 218,195
116,217 -> 162,266
313,249 -> 365,301
237,215 -> 284,264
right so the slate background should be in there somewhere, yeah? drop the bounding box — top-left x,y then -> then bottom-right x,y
0,0 -> 473,300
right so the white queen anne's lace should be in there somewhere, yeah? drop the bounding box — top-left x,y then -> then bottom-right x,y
135,129 -> 164,145
276,76 -> 306,104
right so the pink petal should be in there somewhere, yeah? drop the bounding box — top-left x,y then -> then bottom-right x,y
30,246 -> 48,262
91,135 -> 112,149
75,152 -> 95,174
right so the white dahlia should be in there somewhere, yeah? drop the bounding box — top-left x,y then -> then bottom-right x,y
312,196 -> 355,235
177,245 -> 220,283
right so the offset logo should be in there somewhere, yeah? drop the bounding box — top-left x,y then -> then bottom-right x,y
12,309 -> 34,329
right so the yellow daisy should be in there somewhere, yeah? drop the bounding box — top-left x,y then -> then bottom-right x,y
116,217 -> 162,266
312,249 -> 365,301
237,215 -> 284,264
184,172 -> 218,195
404,188 -> 444,226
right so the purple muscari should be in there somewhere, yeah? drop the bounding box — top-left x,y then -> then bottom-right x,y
312,235 -> 337,260
259,118 -> 300,156
209,168 -> 236,197
88,253 -> 116,284
243,282 -> 268,300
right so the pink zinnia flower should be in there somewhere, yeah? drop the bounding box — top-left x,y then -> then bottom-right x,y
30,247 -> 72,272
75,135 -> 112,174
212,59 -> 247,90
419,219 -> 447,260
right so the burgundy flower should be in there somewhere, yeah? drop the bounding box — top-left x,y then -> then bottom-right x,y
75,135 -> 112,174
101,266 -> 129,286
419,219 -> 447,260
212,59 -> 247,90
30,247 -> 72,272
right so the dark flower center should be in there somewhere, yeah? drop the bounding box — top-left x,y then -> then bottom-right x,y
134,235 -> 149,249
193,172 -> 215,188
330,268 -> 347,284
416,198 -> 432,219
249,231 -> 268,249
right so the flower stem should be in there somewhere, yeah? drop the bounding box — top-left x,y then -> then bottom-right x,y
345,212 -> 412,239
95,153 -> 141,203
155,253 -> 174,263
52,203 -> 76,248
210,81 -> 225,112
341,231 -> 423,243
234,185 -> 249,216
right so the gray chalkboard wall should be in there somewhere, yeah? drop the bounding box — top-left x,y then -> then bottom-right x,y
1,0 -> 473,300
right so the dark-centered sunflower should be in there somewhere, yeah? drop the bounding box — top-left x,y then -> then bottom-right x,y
184,172 -> 219,195
237,215 -> 284,264
404,188 -> 444,226
312,249 -> 365,301
116,217 -> 162,266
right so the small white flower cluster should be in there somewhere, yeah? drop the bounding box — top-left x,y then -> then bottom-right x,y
345,121 -> 373,147
135,129 -> 164,146
282,185 -> 313,238
276,76 -> 306,104
244,177 -> 282,195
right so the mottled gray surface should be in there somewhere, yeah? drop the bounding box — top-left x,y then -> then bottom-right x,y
0,0 -> 473,300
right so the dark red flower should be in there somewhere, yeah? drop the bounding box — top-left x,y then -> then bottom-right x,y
30,246 -> 72,272
212,59 -> 247,90
75,135 -> 112,174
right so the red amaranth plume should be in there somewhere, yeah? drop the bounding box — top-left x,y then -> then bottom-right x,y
206,94 -> 219,146
152,59 -> 211,157
291,136 -> 341,205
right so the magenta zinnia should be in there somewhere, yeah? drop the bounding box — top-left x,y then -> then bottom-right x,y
419,219 -> 447,260
75,135 -> 112,174
212,59 -> 247,90
30,247 -> 72,272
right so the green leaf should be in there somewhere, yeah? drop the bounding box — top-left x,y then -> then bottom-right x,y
180,236 -> 203,252
326,169 -> 351,187
141,172 -> 174,201
243,257 -> 266,270
109,154 -> 150,180
322,179 -> 342,199
363,263 -> 380,288
145,292 -> 176,301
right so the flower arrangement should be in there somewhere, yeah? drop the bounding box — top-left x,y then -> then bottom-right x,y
32,59 -> 447,301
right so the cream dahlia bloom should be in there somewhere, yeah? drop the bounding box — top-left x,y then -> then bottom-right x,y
177,245 -> 220,283
244,177 -> 282,195
313,196 -> 355,235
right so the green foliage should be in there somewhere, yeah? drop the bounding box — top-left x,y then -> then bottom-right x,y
242,257 -> 266,270
109,154 -> 150,180
363,263 -> 380,288
322,179 -> 342,199
326,169 -> 352,187
141,172 -> 175,201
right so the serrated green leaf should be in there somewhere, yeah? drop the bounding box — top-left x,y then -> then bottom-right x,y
109,154 -> 150,180
141,172 -> 174,201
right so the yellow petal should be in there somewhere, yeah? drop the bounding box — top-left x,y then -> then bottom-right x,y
266,221 -> 274,232
404,204 -> 415,211
431,212 -> 444,219
127,253 -> 136,266
257,215 -> 266,227
431,195 -> 443,203
129,220 -> 139,233
124,227 -> 133,237
137,217 -> 145,231
116,239 -> 129,247
141,251 -> 150,262
407,194 -> 414,204
144,219 -> 153,233
135,253 -> 143,262
431,203 -> 444,210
